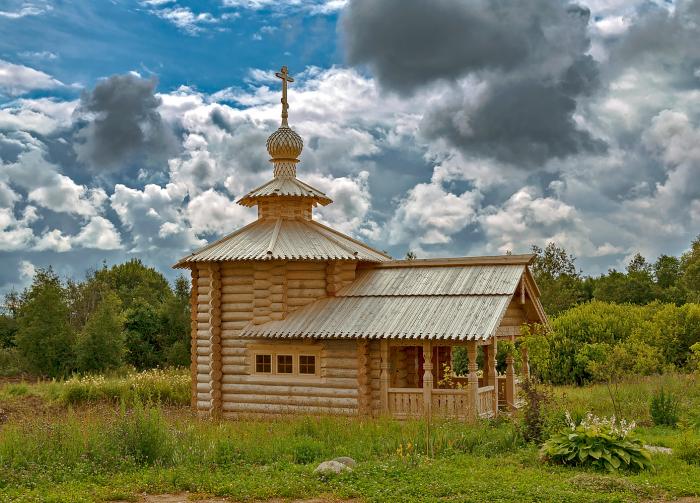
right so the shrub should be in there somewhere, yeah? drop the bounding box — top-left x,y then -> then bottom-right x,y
650,388 -> 680,427
519,379 -> 549,444
541,412 -> 651,471
212,438 -> 243,466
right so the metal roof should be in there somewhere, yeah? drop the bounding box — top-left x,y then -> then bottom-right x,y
237,176 -> 332,207
174,218 -> 390,267
240,295 -> 511,340
339,264 -> 526,297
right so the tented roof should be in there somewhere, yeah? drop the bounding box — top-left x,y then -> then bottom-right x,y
241,255 -> 545,341
174,218 -> 390,266
237,177 -> 332,207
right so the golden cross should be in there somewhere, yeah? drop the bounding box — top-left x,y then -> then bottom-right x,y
274,66 -> 294,126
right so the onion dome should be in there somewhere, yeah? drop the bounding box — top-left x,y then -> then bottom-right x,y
266,126 -> 303,161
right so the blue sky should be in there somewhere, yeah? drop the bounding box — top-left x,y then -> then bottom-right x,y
1,0 -> 699,293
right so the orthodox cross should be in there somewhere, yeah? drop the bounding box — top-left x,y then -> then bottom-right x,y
274,66 -> 294,126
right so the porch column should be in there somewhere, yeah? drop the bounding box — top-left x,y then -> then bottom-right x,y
521,346 -> 530,381
489,336 -> 498,416
422,341 -> 433,418
467,340 -> 478,421
505,342 -> 516,410
380,340 -> 391,415
482,346 -> 490,385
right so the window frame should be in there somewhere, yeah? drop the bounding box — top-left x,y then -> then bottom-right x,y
249,345 -> 321,379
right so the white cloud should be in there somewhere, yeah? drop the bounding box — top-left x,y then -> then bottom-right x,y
74,216 -> 123,250
0,207 -> 34,251
147,6 -> 220,34
221,0 -> 346,14
0,3 -> 52,19
0,59 -> 63,96
186,189 -> 253,235
0,98 -> 77,135
388,180 -> 480,249
34,229 -> 72,252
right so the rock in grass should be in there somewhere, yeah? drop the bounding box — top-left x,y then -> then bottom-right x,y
314,460 -> 352,474
333,456 -> 356,468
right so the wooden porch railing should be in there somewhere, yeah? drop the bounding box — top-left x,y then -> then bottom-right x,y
387,386 -> 495,420
477,385 -> 495,418
387,388 -> 423,419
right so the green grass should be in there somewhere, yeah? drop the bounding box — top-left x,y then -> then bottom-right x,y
1,372 -> 699,502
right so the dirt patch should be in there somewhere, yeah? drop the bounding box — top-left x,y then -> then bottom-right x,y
109,495 -> 357,503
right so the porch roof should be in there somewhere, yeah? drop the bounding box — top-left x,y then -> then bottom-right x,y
241,256 -> 539,341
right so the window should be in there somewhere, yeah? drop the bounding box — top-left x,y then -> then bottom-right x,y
299,355 -> 316,375
255,354 -> 271,373
250,346 -> 321,378
277,354 -> 293,374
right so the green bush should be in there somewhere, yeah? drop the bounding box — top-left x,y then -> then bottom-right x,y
541,413 -> 651,471
650,388 -> 679,427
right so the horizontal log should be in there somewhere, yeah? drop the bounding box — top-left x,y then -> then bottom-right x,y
221,364 -> 247,374
322,368 -> 357,379
221,393 -> 356,408
221,383 -> 357,398
221,277 -> 254,287
253,298 -> 272,307
196,392 -> 211,401
219,293 -> 254,303
286,270 -> 326,280
287,288 -> 327,298
286,262 -> 326,271
221,403 -> 356,416
222,355 -> 245,365
196,382 -> 210,392
252,316 -> 271,324
222,338 -> 247,347
320,357 -> 360,369
222,375 -> 358,388
221,313 -> 252,323
220,302 -> 252,312
221,324 -> 248,334
197,355 -> 209,364
221,346 -> 246,356
197,364 -> 209,373
196,400 -> 211,409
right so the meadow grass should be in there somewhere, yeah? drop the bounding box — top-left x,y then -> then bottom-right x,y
1,372 -> 699,502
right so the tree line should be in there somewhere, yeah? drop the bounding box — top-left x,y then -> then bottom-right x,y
0,260 -> 190,378
527,235 -> 700,385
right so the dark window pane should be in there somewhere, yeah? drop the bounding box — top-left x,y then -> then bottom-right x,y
277,354 -> 293,374
299,355 -> 316,375
256,354 -> 271,373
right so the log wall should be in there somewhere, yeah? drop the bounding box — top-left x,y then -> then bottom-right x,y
190,259 -> 360,417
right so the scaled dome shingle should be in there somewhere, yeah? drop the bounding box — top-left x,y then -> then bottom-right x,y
266,126 -> 303,160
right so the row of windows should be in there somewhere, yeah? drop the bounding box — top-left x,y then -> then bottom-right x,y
254,353 -> 317,376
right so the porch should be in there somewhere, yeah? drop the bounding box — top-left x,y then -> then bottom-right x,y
379,338 -> 529,421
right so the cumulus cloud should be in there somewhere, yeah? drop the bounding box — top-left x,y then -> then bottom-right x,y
0,98 -> 77,135
186,189 -> 253,235
0,59 -> 63,96
74,74 -> 178,172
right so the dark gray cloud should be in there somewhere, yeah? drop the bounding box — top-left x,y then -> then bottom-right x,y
341,0 -> 604,165
74,74 -> 178,171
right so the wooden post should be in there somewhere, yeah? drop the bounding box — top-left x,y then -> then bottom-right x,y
208,262 -> 222,419
521,346 -> 530,381
357,340 -> 372,417
395,347 -> 408,387
380,340 -> 391,415
482,345 -> 490,386
505,338 -> 516,411
467,340 -> 478,421
489,336 -> 498,416
189,266 -> 199,412
422,341 -> 433,418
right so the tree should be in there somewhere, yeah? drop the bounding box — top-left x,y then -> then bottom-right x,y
15,268 -> 75,377
530,243 -> 586,315
160,275 -> 191,366
592,254 -> 656,305
654,254 -> 681,289
405,250 -> 417,260
94,259 -> 172,310
681,235 -> 700,303
75,291 -> 125,373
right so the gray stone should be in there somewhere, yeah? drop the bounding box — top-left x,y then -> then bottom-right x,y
333,456 -> 356,468
313,460 -> 352,474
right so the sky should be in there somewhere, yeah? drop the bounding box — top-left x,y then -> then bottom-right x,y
0,0 -> 699,294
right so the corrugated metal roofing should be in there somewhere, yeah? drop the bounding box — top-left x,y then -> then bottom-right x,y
237,177 -> 332,207
240,295 -> 511,340
174,218 -> 390,267
339,265 -> 525,297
